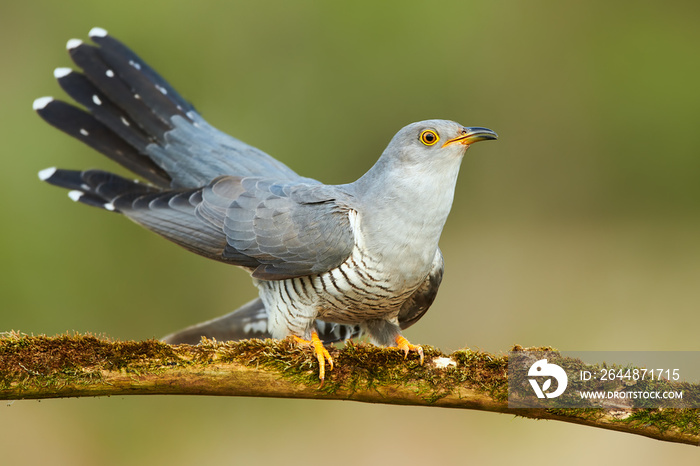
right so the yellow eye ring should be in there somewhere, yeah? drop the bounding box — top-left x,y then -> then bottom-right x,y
419,129 -> 439,146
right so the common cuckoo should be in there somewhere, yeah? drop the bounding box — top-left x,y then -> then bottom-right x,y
34,28 -> 497,381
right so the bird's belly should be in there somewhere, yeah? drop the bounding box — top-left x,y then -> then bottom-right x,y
256,245 -> 422,337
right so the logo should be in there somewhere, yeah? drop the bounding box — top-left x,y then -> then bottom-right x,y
528,359 -> 568,398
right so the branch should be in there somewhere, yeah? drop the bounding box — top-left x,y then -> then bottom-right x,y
1,332 -> 697,446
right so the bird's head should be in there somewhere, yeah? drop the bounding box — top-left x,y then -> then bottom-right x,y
386,119 -> 497,167
353,119 -> 498,203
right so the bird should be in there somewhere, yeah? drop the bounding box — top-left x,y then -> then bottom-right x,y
34,27 -> 497,382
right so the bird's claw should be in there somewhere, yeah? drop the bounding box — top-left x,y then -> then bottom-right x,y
292,331 -> 333,385
395,335 -> 424,365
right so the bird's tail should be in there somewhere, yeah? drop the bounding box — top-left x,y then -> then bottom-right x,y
34,28 -> 303,192
162,298 -> 362,346
33,27 -> 190,188
38,167 -> 157,212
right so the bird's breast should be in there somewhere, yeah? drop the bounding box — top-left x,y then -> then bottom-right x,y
257,209 -> 430,333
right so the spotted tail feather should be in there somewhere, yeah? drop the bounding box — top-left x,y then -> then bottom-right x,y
34,27 -> 303,193
38,167 -> 157,212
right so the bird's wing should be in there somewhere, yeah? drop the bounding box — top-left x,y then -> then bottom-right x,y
218,177 -> 357,279
397,248 -> 444,330
45,169 -> 357,280
35,28 -> 304,189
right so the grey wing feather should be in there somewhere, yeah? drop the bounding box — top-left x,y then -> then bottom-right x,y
81,172 -> 356,279
146,113 -> 311,188
221,179 -> 356,279
397,248 -> 444,330
121,188 -> 232,259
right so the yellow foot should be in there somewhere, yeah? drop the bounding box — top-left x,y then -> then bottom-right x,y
292,331 -> 334,384
395,335 -> 424,365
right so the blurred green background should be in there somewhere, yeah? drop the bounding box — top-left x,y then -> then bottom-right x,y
2,0 -> 699,464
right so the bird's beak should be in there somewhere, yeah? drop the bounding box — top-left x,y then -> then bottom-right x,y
442,127 -> 498,148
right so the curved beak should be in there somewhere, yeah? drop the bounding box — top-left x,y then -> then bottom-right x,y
442,127 -> 498,148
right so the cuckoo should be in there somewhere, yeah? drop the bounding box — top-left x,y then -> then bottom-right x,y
34,28 -> 497,382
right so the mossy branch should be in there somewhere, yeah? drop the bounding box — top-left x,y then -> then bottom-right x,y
1,332 -> 698,446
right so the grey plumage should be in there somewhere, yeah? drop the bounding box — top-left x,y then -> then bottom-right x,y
35,28 -> 497,364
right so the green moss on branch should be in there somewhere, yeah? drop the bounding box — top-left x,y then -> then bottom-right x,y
0,332 -> 697,446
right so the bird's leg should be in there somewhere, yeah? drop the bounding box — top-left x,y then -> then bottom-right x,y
292,330 -> 334,384
395,335 -> 424,365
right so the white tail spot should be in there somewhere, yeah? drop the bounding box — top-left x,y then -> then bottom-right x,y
32,96 -> 53,111
79,128 -> 89,136
68,190 -> 83,202
89,27 -> 108,38
38,167 -> 57,181
155,84 -> 168,95
66,38 -> 83,50
106,69 -> 115,78
103,203 -> 116,211
128,60 -> 141,70
120,116 -> 130,126
53,67 -> 72,79
92,95 -> 102,105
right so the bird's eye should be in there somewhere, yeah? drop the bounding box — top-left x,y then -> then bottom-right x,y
419,129 -> 439,146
